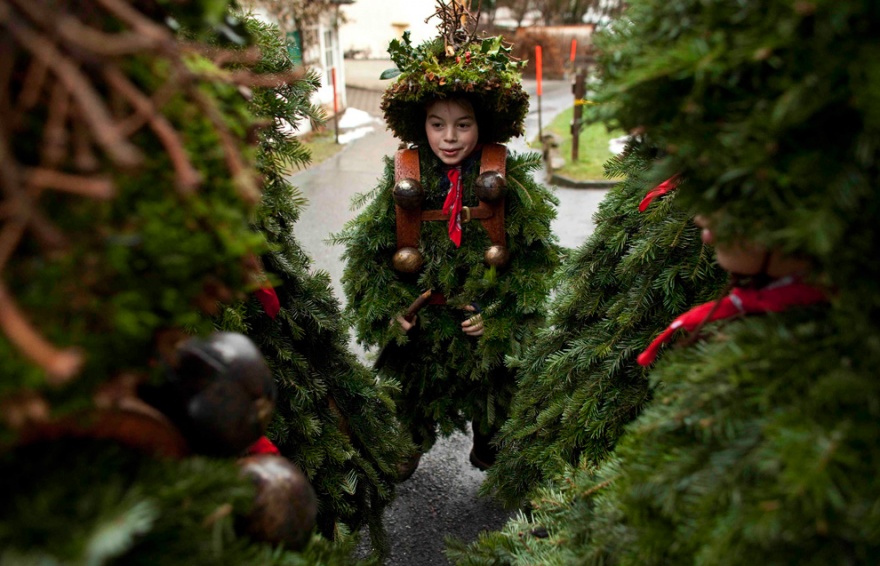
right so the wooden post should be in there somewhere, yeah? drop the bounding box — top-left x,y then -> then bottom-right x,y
331,67 -> 339,144
571,69 -> 586,162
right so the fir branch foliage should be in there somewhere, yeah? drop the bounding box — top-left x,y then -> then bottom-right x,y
213,16 -> 411,556
594,0 -> 880,307
0,440 -> 358,565
533,308 -> 880,565
483,143 -> 726,509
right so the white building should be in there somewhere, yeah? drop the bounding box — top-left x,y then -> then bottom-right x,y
245,2 -> 348,115
339,0 -> 437,59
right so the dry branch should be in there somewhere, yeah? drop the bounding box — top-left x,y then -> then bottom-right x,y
26,168 -> 115,199
5,9 -> 143,168
188,84 -> 261,205
0,281 -> 84,385
105,67 -> 201,193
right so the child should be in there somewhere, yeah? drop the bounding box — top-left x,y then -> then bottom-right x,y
335,6 -> 560,478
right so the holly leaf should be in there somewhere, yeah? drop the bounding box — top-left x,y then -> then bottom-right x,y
380,68 -> 401,80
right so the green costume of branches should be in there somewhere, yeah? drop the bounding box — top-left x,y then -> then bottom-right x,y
214,18 -> 409,558
0,4 -> 361,564
336,147 -> 560,450
482,147 -> 726,508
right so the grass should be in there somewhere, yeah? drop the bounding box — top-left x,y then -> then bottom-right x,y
533,107 -> 625,181
294,128 -> 346,172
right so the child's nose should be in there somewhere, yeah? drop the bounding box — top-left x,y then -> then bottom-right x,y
444,126 -> 457,140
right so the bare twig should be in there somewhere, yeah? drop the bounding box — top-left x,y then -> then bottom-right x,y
4,10 -> 143,168
187,43 -> 262,67
95,0 -> 173,44
42,82 -> 71,167
0,218 -> 27,274
0,281 -> 84,385
26,168 -> 115,199
16,56 -> 49,113
0,128 -> 27,270
188,84 -> 261,205
227,69 -> 308,89
72,111 -> 100,171
104,67 -> 201,193
57,16 -> 162,55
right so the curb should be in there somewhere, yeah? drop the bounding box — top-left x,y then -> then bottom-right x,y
549,173 -> 620,189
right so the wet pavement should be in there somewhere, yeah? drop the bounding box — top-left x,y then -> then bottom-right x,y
288,61 -> 609,565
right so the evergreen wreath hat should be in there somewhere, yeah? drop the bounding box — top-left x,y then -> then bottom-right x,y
379,0 -> 529,145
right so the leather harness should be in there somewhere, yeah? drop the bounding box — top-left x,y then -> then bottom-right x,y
393,144 -> 507,252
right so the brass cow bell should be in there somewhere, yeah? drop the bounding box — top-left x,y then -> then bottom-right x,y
393,178 -> 424,210
474,171 -> 507,202
393,247 -> 424,273
484,245 -> 509,268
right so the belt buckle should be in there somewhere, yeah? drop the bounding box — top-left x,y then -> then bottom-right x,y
461,206 -> 471,223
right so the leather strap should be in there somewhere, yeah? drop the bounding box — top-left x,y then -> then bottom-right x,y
393,144 -> 508,250
477,144 -> 506,248
395,148 -> 422,250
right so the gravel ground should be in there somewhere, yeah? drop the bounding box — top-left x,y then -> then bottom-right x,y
359,427 -> 515,565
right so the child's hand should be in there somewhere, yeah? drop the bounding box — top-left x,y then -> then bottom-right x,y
461,305 -> 484,337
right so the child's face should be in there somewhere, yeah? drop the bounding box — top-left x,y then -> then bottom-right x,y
694,215 -> 810,278
424,99 -> 479,166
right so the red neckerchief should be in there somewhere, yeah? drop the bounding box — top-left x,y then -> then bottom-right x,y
254,286 -> 280,319
246,435 -> 280,455
638,175 -> 680,212
637,277 -> 827,366
442,166 -> 463,247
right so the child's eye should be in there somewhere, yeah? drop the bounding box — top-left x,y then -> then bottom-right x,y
430,122 -> 443,129
458,122 -> 473,129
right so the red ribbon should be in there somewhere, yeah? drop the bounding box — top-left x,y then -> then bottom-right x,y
246,435 -> 280,455
638,175 -> 680,212
637,277 -> 827,366
442,167 -> 463,247
254,286 -> 281,319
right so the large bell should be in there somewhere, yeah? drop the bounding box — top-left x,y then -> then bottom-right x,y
474,171 -> 507,202
392,247 -> 424,273
156,332 -> 276,457
484,245 -> 510,268
239,454 -> 318,551
393,178 -> 424,210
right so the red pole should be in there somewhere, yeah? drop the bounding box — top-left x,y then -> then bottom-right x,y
536,45 -> 543,140
535,45 -> 543,96
331,67 -> 339,144
570,38 -> 577,63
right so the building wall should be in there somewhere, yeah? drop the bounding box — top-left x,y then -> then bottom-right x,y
339,0 -> 437,59
246,6 -> 346,131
